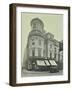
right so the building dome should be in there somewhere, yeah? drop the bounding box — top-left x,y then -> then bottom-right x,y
31,18 -> 44,26
28,30 -> 44,38
31,18 -> 44,32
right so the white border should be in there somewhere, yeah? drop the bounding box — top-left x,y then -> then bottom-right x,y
16,7 -> 68,83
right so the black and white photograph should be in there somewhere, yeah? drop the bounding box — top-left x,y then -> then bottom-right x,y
21,13 -> 63,77
9,3 -> 70,86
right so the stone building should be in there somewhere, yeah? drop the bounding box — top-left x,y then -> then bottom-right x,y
45,33 -> 59,61
59,41 -> 63,70
24,18 -> 60,70
27,18 -> 45,59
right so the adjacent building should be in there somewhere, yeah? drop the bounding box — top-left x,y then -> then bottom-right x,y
59,41 -> 63,70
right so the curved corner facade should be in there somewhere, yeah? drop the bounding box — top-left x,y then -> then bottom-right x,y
24,18 -> 63,71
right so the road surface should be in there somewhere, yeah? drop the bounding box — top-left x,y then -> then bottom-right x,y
21,69 -> 63,77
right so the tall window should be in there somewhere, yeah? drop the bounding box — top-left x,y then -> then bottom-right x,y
39,39 -> 41,45
54,53 -> 56,59
54,47 -> 56,58
55,47 -> 56,52
32,49 -> 35,56
50,52 -> 52,58
38,48 -> 41,57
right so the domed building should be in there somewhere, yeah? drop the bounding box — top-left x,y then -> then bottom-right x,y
24,18 -> 61,71
26,18 -> 46,70
31,18 -> 44,31
28,18 -> 46,58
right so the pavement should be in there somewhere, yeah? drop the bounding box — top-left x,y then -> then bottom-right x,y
21,69 -> 63,77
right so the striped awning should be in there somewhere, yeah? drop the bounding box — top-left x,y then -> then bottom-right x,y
36,60 -> 46,66
44,60 -> 50,66
49,60 -> 57,66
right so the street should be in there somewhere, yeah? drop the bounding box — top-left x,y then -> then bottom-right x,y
21,69 -> 63,77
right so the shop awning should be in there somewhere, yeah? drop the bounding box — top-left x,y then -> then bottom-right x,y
36,60 -> 46,66
49,60 -> 57,66
44,60 -> 50,66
